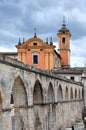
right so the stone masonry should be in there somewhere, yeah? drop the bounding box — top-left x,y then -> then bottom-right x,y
0,55 -> 84,130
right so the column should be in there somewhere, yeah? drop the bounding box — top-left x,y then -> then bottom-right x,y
2,109 -> 12,130
27,107 -> 35,130
22,52 -> 26,63
18,52 -> 22,61
45,53 -> 48,70
82,72 -> 86,106
50,53 -> 54,70
82,71 -> 86,130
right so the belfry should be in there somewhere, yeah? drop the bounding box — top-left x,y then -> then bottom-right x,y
57,18 -> 71,68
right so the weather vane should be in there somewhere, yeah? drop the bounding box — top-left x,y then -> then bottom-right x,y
63,16 -> 65,24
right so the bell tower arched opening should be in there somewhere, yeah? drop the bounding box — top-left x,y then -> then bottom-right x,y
57,19 -> 71,68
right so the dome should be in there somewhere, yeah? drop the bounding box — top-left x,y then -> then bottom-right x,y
58,23 -> 71,35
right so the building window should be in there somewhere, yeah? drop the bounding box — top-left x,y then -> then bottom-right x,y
70,76 -> 74,81
62,37 -> 65,44
10,94 -> 14,104
32,52 -> 39,64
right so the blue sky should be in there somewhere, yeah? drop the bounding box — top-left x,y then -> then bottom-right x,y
0,0 -> 86,67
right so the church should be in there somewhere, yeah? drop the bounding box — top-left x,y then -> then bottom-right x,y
1,20 -> 71,70
1,20 -> 85,84
0,21 -> 86,130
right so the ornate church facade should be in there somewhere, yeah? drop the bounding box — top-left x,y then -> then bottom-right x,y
16,21 -> 71,70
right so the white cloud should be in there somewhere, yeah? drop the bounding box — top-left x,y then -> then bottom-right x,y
0,0 -> 85,67
0,46 -> 16,52
70,56 -> 86,67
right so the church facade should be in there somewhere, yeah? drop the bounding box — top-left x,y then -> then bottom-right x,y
16,21 -> 71,70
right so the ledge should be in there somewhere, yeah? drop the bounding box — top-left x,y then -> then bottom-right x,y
0,54 -> 83,86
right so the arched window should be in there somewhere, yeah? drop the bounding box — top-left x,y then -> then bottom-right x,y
65,87 -> 68,100
82,88 -> 84,99
79,89 -> 80,99
32,52 -> 39,64
75,88 -> 77,99
62,37 -> 66,44
48,83 -> 55,103
57,85 -> 63,101
70,87 -> 73,100
10,94 -> 14,104
33,80 -> 43,104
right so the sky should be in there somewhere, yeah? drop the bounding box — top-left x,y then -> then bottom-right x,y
0,0 -> 86,67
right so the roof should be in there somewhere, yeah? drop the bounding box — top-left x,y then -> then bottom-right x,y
58,23 -> 71,35
16,37 -> 56,49
52,67 -> 86,74
54,50 -> 61,59
0,52 -> 17,55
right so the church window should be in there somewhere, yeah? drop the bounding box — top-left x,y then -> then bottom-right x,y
62,37 -> 65,43
32,52 -> 39,64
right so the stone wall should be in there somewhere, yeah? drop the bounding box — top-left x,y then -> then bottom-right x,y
0,55 -> 84,130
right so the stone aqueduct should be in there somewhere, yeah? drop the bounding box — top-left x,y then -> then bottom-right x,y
0,55 -> 84,130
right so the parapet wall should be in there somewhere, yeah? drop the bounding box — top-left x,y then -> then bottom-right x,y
0,54 -> 83,85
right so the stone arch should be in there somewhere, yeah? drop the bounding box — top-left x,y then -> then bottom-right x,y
33,79 -> 43,104
47,82 -> 55,103
12,75 -> 28,106
11,76 -> 28,130
70,87 -> 73,100
75,88 -> 77,99
57,84 -> 63,101
65,86 -> 68,100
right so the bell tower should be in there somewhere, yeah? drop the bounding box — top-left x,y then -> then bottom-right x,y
57,19 -> 71,68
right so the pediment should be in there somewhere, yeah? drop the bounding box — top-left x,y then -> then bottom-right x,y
25,37 -> 46,47
16,37 -> 55,49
